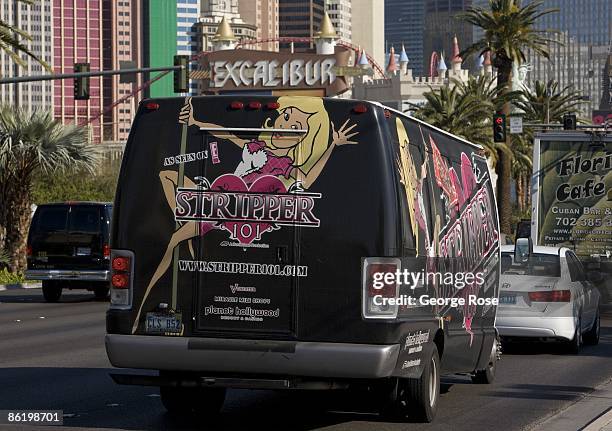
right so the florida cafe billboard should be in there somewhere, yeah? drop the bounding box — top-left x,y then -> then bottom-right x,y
532,134 -> 612,258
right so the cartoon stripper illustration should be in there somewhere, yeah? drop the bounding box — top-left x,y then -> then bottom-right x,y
133,97 -> 358,331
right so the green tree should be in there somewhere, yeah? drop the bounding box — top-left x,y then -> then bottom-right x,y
511,79 -> 584,212
0,0 -> 50,69
415,74 -> 512,164
0,107 -> 97,272
460,0 -> 558,233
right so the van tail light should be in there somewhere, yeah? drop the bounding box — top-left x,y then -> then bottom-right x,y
248,101 -> 262,110
26,245 -> 33,257
110,250 -> 134,308
528,290 -> 571,302
362,258 -> 401,319
266,101 -> 280,110
230,101 -> 243,110
353,103 -> 368,114
103,244 -> 111,258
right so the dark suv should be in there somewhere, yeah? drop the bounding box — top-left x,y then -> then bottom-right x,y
26,202 -> 112,302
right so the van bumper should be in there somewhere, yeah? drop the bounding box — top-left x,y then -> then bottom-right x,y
105,334 -> 400,379
25,269 -> 110,282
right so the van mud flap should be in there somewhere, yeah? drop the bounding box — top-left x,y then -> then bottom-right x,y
391,325 -> 438,379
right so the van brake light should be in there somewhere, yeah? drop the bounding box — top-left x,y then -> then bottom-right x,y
103,244 -> 111,258
26,245 -> 33,257
112,273 -> 129,289
112,256 -> 130,271
110,250 -> 134,308
362,258 -> 401,319
145,102 -> 160,111
230,101 -> 244,110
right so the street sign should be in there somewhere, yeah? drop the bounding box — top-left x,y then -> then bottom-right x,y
510,116 -> 523,134
119,61 -> 137,83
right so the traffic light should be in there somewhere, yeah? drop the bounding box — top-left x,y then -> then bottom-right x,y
174,55 -> 189,93
74,63 -> 90,100
493,113 -> 506,143
562,113 -> 577,130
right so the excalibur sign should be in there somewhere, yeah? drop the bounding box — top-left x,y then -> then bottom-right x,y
196,47 -> 364,96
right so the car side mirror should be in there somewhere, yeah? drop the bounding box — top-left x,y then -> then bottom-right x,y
514,237 -> 532,266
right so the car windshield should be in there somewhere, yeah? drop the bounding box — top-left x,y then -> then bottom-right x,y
501,252 -> 561,277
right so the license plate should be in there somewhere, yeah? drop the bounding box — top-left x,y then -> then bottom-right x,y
499,295 -> 517,305
145,313 -> 183,335
76,247 -> 91,256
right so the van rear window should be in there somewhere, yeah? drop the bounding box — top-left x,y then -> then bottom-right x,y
34,206 -> 68,232
69,207 -> 100,233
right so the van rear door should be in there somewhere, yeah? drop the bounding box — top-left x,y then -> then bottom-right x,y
29,205 -> 70,268
179,130 -> 301,337
67,205 -> 105,269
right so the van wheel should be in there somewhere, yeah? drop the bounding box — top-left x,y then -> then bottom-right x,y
160,385 -> 226,417
583,310 -> 600,346
472,336 -> 500,384
42,281 -> 62,302
93,285 -> 109,300
380,345 -> 440,423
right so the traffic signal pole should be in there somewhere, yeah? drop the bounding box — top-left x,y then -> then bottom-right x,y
0,65 -> 185,85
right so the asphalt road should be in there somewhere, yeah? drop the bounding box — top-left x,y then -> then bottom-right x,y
1,289 -> 611,431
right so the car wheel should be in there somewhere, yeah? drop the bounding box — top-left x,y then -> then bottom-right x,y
583,310 -> 600,346
380,345 -> 440,423
567,315 -> 582,354
42,281 -> 62,303
93,284 -> 109,300
160,385 -> 226,417
472,335 -> 500,384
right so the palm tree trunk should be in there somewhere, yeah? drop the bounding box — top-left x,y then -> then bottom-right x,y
496,60 -> 513,234
517,174 -> 524,213
4,176 -> 32,272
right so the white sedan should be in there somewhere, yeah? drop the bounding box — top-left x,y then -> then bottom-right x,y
496,245 -> 600,352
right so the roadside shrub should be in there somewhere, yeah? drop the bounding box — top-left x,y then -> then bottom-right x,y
32,158 -> 120,204
0,268 -> 25,284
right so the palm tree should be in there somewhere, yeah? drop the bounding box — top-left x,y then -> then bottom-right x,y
0,107 -> 97,272
510,80 -> 584,212
514,79 -> 585,125
460,0 -> 558,233
0,0 -> 50,69
415,75 -> 512,163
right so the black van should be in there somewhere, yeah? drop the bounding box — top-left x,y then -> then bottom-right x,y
106,96 -> 501,422
26,202 -> 112,302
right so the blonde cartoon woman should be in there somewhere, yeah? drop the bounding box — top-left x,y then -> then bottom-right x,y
133,97 -> 358,331
396,118 -> 436,256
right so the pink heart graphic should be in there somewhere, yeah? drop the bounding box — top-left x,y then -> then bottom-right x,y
209,174 -> 288,244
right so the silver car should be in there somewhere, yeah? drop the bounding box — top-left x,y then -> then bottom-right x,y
496,245 -> 600,352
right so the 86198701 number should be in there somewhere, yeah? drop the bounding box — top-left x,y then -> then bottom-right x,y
1,410 -> 63,425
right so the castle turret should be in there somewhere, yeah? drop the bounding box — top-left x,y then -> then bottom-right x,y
212,17 -> 236,51
358,49 -> 369,68
314,12 -> 338,55
437,53 -> 448,78
451,35 -> 462,73
399,44 -> 409,75
386,46 -> 398,76
484,50 -> 493,75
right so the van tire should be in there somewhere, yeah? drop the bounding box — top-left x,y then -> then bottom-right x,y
93,285 -> 109,300
42,281 -> 62,303
472,335 -> 499,384
380,345 -> 440,423
160,385 -> 226,417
